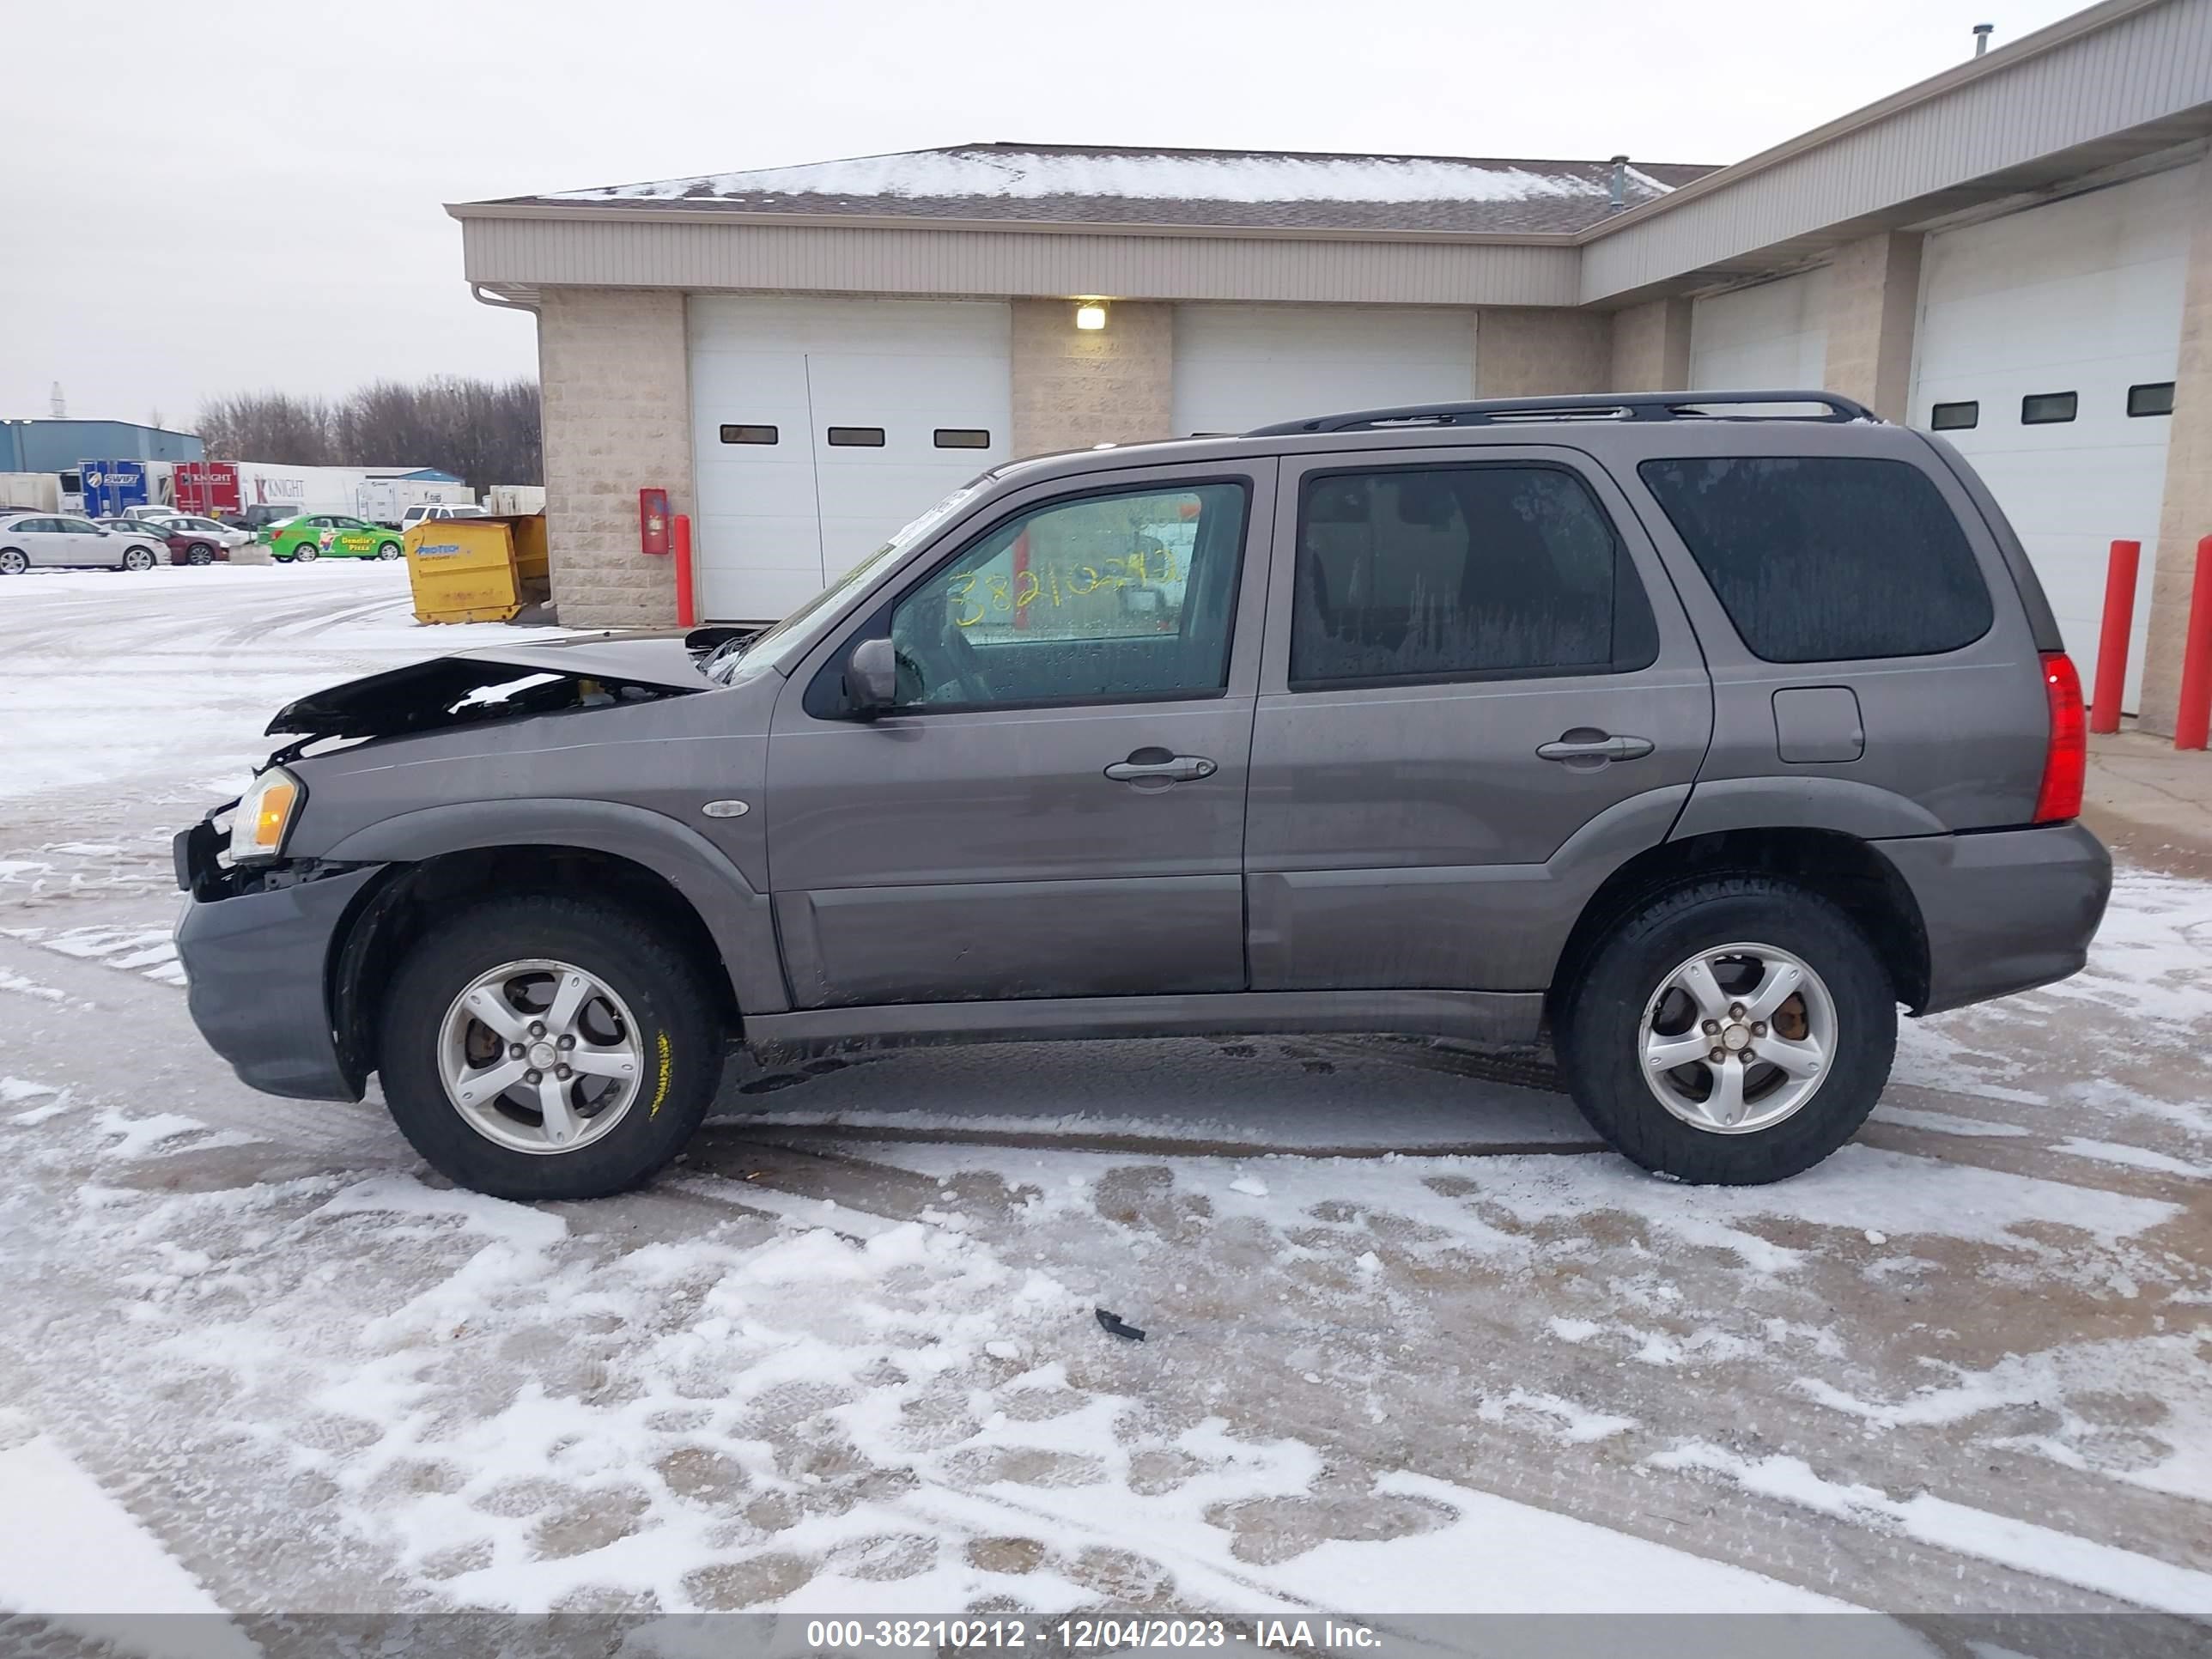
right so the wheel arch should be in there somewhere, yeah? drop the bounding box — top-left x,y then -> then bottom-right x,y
326,842 -> 760,1095
1550,826 -> 1932,1020
318,799 -> 787,1088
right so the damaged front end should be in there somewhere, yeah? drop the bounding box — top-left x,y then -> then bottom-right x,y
177,639 -> 712,902
264,636 -> 708,743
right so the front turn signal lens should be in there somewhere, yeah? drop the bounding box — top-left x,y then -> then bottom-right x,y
232,766 -> 302,861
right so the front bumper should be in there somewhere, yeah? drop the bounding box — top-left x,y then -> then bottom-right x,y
174,824 -> 384,1101
1875,821 -> 2113,1015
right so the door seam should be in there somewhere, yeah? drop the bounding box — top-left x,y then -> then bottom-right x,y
802,354 -> 829,585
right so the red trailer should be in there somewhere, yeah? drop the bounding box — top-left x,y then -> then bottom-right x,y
173,461 -> 240,518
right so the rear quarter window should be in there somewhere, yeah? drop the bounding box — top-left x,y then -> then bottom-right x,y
1638,456 -> 1994,662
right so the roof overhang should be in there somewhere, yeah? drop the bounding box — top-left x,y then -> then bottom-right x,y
1577,0 -> 2212,302
448,0 -> 2212,313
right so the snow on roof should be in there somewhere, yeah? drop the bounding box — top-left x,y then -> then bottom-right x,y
520,143 -> 1715,236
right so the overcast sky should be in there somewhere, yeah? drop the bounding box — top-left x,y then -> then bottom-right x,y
5,0 -> 2085,431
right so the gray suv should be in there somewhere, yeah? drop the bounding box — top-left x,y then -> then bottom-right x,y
174,391 -> 2110,1200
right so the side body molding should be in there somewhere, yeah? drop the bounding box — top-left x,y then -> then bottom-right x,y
320,797 -> 787,1014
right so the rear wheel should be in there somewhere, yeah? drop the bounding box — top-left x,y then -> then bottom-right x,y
295,543 -> 319,562
1556,876 -> 1895,1185
186,542 -> 215,565
376,896 -> 724,1200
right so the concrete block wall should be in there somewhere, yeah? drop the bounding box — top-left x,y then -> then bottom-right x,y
537,287 -> 692,629
1609,298 -> 1692,392
1011,299 -> 1175,459
1474,307 -> 1613,397
2141,161 -> 2212,738
1821,232 -> 1923,421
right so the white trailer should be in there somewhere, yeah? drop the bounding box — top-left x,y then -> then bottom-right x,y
485,484 -> 547,515
233,462 -> 364,519
0,472 -> 61,511
355,474 -> 474,526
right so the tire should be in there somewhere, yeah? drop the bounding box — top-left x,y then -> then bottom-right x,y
122,547 -> 156,571
186,543 -> 215,565
295,544 -> 319,563
0,549 -> 24,575
376,541 -> 402,560
1555,876 -> 1896,1186
376,896 -> 725,1200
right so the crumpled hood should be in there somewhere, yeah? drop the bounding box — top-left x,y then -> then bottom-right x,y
267,635 -> 706,740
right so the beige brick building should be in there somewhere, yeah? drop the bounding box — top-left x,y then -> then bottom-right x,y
455,0 -> 2212,732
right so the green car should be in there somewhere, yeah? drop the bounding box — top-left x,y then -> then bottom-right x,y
265,514 -> 404,562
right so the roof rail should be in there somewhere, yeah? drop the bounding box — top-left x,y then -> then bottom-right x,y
1246,389 -> 1879,436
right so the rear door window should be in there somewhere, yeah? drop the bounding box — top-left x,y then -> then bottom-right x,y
1638,456 -> 1993,662
1288,463 -> 1657,687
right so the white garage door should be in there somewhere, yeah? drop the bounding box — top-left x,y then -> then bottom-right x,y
689,296 -> 1012,622
1911,164 -> 2195,711
1689,267 -> 1832,391
1171,305 -> 1475,437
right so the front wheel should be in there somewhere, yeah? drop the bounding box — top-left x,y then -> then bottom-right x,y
1556,876 -> 1895,1185
0,549 -> 25,575
186,542 -> 215,565
376,541 -> 402,560
122,547 -> 156,571
376,896 -> 725,1200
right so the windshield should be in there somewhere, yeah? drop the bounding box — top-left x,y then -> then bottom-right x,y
704,480 -> 988,684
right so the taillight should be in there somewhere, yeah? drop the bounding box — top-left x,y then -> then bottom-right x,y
2034,651 -> 2086,823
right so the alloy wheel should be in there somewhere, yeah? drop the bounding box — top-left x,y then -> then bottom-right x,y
435,957 -> 645,1155
1638,941 -> 1836,1134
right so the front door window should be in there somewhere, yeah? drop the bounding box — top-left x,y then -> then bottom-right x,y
884,482 -> 1249,710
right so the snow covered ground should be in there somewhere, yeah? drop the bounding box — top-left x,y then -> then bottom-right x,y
0,563 -> 2208,1648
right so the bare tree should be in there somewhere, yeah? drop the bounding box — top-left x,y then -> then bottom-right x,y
198,392 -> 340,465
199,377 -> 541,492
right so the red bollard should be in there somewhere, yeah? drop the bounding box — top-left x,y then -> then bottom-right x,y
2178,535 -> 2212,750
2089,539 -> 2142,734
673,514 -> 696,629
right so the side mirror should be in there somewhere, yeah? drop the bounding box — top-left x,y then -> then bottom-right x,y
846,636 -> 899,715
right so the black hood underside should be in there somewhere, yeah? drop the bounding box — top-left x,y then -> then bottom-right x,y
267,638 -> 707,740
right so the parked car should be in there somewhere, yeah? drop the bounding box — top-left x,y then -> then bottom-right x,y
265,514 -> 404,562
95,515 -> 192,562
173,390 -> 2110,1202
399,501 -> 491,529
1,513 -> 166,572
144,514 -> 254,563
123,505 -> 177,523
234,503 -> 304,533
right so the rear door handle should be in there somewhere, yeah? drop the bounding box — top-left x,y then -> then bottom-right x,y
1536,732 -> 1655,764
1105,750 -> 1218,784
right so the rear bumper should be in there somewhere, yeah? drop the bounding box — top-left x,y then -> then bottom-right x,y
1875,821 -> 2112,1014
174,848 -> 384,1102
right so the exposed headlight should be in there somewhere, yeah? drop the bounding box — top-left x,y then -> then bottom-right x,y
231,765 -> 303,861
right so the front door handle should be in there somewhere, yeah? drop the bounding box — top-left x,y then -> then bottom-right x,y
1536,732 -> 1655,765
1105,748 -> 1218,785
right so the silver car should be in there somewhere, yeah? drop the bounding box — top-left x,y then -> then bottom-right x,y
0,513 -> 166,573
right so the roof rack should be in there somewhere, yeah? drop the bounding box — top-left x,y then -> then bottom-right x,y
1246,389 -> 1878,436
